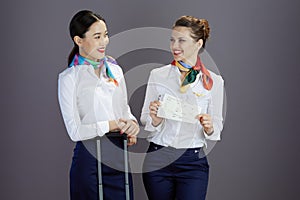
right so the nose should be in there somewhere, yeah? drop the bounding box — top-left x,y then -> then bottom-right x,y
99,36 -> 108,45
171,40 -> 179,49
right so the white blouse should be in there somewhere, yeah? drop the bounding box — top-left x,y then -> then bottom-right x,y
140,64 -> 224,148
58,62 -> 136,142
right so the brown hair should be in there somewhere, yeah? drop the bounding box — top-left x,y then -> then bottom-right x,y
173,16 -> 210,50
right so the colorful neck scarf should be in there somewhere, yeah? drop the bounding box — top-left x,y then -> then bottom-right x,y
171,56 -> 213,92
69,54 -> 118,86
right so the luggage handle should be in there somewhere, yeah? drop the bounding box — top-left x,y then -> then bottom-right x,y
97,131 -> 130,200
105,131 -> 128,140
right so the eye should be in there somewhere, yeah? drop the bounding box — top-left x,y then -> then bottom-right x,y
95,36 -> 101,39
179,39 -> 186,43
170,38 -> 175,42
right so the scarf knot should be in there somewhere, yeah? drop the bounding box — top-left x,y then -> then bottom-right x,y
171,57 -> 213,92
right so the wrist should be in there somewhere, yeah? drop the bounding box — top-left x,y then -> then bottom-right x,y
152,118 -> 163,127
204,127 -> 214,135
109,120 -> 120,131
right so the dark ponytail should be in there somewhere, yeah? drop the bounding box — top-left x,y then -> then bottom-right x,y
68,10 -> 106,66
68,45 -> 79,66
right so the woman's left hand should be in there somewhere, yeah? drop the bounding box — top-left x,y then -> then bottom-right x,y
196,114 -> 214,135
118,119 -> 140,137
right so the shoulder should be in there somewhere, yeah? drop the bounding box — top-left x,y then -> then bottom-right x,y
58,67 -> 74,79
150,64 -> 172,75
58,65 -> 90,81
209,70 -> 224,86
208,70 -> 224,94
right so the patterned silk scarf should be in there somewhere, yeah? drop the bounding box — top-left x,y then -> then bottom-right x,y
69,54 -> 118,86
171,56 -> 213,92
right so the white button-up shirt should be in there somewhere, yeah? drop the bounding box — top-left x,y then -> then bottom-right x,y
58,63 -> 136,142
140,64 -> 224,148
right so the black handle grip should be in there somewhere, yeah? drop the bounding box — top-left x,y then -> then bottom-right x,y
105,131 -> 127,140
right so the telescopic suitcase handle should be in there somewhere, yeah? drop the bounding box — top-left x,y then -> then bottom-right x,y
97,132 -> 130,200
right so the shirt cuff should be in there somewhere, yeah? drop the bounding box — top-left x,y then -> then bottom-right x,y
96,121 -> 109,137
153,118 -> 165,132
145,116 -> 165,132
203,129 -> 221,141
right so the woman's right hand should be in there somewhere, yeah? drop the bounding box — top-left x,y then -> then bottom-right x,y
127,135 -> 137,146
149,100 -> 163,127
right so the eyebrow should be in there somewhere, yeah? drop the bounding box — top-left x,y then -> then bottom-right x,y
170,36 -> 186,39
93,30 -> 108,36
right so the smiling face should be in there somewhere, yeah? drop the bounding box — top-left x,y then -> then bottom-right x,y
170,26 -> 202,66
74,20 -> 109,61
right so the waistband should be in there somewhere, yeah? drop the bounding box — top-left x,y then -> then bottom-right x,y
149,142 -> 203,152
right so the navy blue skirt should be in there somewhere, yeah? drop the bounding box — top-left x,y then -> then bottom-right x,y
70,135 -> 133,200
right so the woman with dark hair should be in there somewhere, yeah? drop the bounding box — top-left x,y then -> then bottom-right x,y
58,10 -> 139,200
141,16 -> 224,200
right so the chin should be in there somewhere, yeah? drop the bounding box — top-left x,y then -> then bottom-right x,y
173,55 -> 182,61
173,56 -> 185,62
96,53 -> 105,60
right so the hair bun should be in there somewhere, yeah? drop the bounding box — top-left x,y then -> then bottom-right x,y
200,19 -> 210,39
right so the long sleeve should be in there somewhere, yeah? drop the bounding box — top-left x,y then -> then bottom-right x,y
58,69 -> 109,142
204,73 -> 224,141
119,73 -> 137,122
140,70 -> 165,132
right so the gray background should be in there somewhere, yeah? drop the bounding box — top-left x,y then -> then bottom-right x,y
1,0 -> 300,199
